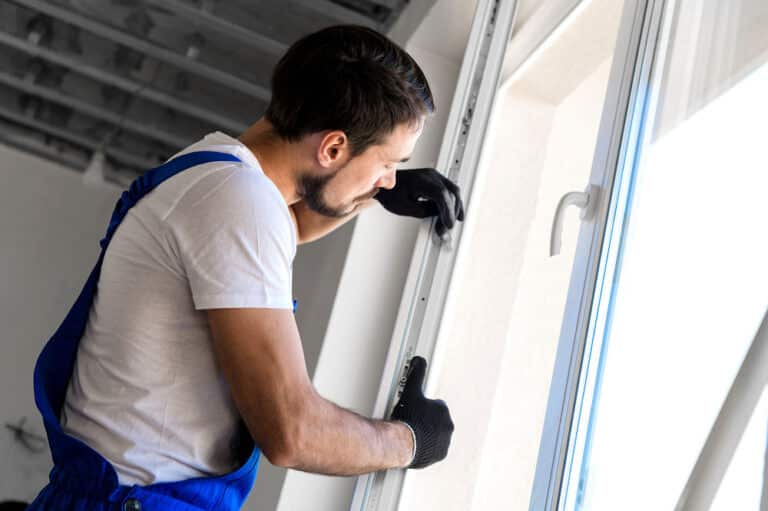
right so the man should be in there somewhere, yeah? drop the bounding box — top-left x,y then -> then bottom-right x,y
29,25 -> 460,510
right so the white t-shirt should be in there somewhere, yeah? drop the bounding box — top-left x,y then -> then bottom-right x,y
61,132 -> 297,485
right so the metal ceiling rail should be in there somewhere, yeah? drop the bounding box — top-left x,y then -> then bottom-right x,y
141,0 -> 288,57
0,104 -> 160,170
291,0 -> 380,29
0,126 -> 97,173
10,0 -> 271,101
0,70 -> 190,148
0,126 -> 136,187
371,0 -> 401,8
0,30 -> 249,133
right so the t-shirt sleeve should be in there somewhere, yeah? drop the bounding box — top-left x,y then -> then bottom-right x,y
165,167 -> 295,310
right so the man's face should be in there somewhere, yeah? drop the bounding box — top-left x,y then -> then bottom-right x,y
299,120 -> 424,217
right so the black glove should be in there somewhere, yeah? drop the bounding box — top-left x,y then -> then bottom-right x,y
374,168 -> 465,239
390,356 -> 454,469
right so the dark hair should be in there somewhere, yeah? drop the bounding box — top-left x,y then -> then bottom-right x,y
265,25 -> 434,156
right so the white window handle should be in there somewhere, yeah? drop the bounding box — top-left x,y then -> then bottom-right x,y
550,184 -> 600,256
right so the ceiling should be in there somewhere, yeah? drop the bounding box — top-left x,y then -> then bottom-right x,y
0,0 -> 426,184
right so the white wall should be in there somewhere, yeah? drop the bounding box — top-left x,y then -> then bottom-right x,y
0,143 -> 121,501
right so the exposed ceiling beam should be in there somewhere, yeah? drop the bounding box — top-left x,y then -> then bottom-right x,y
0,126 -> 91,172
141,0 -> 288,57
10,0 -> 271,100
290,0 -> 379,29
0,104 -> 161,170
0,70 -> 190,148
0,29 -> 249,133
370,0 -> 401,9
0,124 -> 139,186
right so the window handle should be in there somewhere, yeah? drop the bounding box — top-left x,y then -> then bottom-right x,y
550,184 -> 600,256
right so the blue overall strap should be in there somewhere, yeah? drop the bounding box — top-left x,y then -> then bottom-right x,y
102,151 -> 242,248
34,151 -> 242,463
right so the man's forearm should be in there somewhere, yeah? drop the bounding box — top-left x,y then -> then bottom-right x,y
291,199 -> 376,244
284,393 -> 414,476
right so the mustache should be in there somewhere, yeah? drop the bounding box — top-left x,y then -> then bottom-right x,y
356,188 -> 380,202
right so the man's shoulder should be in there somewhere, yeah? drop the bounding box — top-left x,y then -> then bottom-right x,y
163,162 -> 295,249
167,133 -> 282,211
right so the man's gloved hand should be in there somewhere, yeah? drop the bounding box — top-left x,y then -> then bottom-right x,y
374,168 -> 465,239
390,356 -> 454,469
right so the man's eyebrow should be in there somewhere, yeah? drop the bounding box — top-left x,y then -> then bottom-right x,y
398,155 -> 412,163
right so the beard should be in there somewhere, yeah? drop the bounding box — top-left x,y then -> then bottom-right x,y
298,169 -> 348,218
298,167 -> 378,218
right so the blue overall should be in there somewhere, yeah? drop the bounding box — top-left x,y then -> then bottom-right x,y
29,151 -> 291,511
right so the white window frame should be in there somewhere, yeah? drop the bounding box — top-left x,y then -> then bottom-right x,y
349,0 -> 519,509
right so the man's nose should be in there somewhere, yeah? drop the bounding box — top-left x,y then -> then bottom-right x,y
377,169 -> 397,190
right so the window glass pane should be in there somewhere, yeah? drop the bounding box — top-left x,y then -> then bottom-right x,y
565,1 -> 768,509
395,0 -> 626,509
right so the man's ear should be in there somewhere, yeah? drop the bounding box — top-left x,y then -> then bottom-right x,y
317,130 -> 350,169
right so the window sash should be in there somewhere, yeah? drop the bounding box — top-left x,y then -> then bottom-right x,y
528,0 -> 671,509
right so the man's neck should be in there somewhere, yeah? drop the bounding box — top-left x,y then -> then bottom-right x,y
238,118 -> 302,206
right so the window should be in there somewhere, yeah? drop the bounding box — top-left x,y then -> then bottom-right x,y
352,0 -> 627,509
398,2 -> 627,509
353,1 -> 768,510
554,1 -> 768,509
